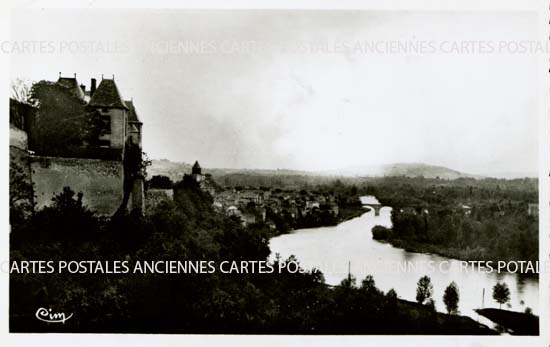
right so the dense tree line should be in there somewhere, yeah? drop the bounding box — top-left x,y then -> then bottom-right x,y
266,205 -> 340,234
364,176 -> 538,264
147,175 -> 174,189
365,176 -> 537,206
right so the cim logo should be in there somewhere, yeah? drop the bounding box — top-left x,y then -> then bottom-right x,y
35,307 -> 73,324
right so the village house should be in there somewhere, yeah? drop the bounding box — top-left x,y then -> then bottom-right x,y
210,184 -> 339,227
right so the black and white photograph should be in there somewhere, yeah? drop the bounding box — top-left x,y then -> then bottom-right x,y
2,2 -> 548,346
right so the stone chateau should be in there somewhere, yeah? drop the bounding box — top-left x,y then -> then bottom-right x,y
10,74 -> 145,216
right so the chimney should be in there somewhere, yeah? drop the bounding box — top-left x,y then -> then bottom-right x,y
90,78 -> 97,96
80,84 -> 86,92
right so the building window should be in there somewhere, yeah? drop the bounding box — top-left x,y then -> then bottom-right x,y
101,115 -> 111,135
98,139 -> 111,147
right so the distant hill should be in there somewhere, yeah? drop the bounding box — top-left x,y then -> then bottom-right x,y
379,163 -> 481,180
373,164 -> 536,179
476,171 -> 538,179
321,162 -> 483,179
147,159 -> 315,183
148,159 -> 485,182
149,159 -> 536,182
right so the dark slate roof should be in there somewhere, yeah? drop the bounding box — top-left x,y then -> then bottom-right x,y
125,100 -> 141,123
193,161 -> 201,169
88,79 -> 128,109
57,77 -> 86,100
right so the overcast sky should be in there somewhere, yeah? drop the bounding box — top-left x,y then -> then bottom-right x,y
9,9 -> 539,175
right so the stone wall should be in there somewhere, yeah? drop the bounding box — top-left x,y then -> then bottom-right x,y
10,125 -> 28,151
97,108 -> 126,149
30,156 -> 124,216
110,108 -> 126,149
129,177 -> 145,212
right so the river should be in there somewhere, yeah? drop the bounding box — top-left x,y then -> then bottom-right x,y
269,196 -> 539,325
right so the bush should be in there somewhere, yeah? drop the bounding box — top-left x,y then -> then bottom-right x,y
148,175 -> 173,189
372,225 -> 392,240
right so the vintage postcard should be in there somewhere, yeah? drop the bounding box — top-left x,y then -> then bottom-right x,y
1,0 -> 548,346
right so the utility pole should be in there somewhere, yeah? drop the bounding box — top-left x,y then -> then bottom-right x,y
348,261 -> 351,282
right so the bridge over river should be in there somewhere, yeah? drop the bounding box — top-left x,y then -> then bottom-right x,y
360,196 -> 383,216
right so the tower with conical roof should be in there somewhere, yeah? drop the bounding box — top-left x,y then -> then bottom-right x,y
88,78 -> 129,149
192,161 -> 203,183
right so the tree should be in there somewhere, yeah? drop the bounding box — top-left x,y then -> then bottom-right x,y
386,288 -> 398,310
148,175 -> 174,189
29,80 -> 103,155
361,275 -> 378,294
13,187 -> 99,243
386,288 -> 398,299
9,156 -> 34,226
443,281 -> 459,314
340,274 -> 357,289
51,186 -> 86,211
416,275 -> 433,304
425,298 -> 436,312
372,225 -> 391,240
11,78 -> 32,104
492,282 -> 510,309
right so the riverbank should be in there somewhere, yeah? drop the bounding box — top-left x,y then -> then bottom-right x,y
9,297 -> 498,335
372,234 -> 538,278
338,205 -> 367,223
378,236 -> 488,261
475,308 -> 539,335
268,203 -> 367,237
394,299 -> 497,335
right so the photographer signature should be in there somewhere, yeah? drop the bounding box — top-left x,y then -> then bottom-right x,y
35,307 -> 73,324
